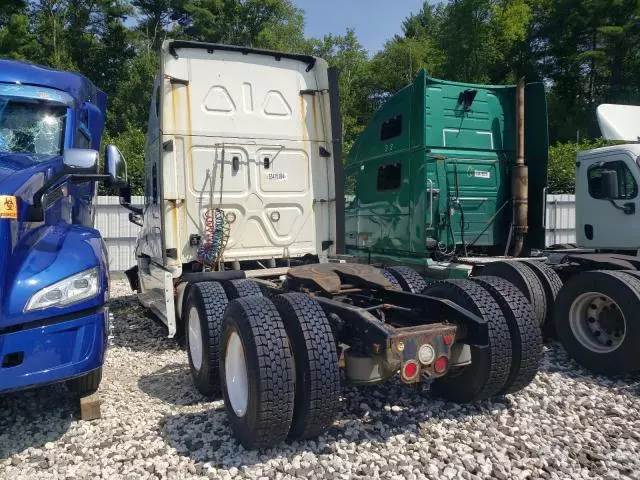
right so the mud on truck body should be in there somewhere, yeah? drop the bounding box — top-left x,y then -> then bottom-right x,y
0,60 -> 127,396
344,69 -> 640,376
121,41 -> 543,449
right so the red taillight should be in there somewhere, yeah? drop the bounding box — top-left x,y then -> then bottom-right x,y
434,356 -> 448,374
402,360 -> 419,379
443,334 -> 454,346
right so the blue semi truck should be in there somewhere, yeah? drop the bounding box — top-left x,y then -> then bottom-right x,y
0,60 -> 127,396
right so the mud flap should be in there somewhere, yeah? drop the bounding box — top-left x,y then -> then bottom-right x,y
124,265 -> 139,291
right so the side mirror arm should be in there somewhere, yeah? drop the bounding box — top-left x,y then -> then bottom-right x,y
118,184 -> 143,215
129,212 -> 143,227
27,173 -> 120,222
120,197 -> 143,215
608,199 -> 636,215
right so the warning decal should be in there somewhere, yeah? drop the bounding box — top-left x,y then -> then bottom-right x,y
0,196 -> 18,219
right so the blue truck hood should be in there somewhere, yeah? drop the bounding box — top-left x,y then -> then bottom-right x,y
0,153 -> 57,321
0,152 -> 58,194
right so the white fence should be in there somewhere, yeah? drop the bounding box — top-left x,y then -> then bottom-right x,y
95,194 -> 579,271
95,196 -> 143,272
545,194 -> 576,246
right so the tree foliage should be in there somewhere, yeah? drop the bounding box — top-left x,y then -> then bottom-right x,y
2,0 -> 639,195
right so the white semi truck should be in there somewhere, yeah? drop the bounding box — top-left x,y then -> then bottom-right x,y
119,41 -> 542,449
544,105 -> 640,375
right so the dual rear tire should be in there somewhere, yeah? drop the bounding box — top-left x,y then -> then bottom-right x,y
480,260 -> 563,332
422,278 -> 541,401
185,279 -> 341,449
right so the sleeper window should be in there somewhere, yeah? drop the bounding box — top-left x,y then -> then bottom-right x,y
377,163 -> 402,191
380,115 -> 402,141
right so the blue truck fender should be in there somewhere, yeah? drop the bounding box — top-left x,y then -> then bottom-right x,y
2,223 -> 109,327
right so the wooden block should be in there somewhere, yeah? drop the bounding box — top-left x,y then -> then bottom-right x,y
79,393 -> 102,421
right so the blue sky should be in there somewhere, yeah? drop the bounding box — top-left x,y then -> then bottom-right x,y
294,0 -> 425,55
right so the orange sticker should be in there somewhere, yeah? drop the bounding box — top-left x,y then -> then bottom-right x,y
0,196 -> 17,219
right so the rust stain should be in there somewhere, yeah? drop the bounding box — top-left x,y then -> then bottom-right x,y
182,84 -> 194,254
170,82 -> 178,134
311,94 -> 318,140
300,94 -> 308,143
170,200 -> 179,264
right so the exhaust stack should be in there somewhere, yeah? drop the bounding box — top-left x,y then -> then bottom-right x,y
511,78 -> 528,257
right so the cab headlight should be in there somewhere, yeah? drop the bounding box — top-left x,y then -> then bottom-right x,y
25,267 -> 100,311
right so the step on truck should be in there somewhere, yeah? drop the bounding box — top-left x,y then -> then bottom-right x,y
344,68 -> 640,376
0,60 -> 127,396
121,41 -> 542,449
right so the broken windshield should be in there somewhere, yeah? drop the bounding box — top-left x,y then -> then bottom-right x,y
0,97 -> 67,156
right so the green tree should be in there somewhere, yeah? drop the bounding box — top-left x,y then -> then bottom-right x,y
540,0 -> 640,142
305,29 -> 369,151
176,0 -> 305,50
0,0 -> 39,60
107,50 -> 158,134
132,0 -> 175,51
548,138 -> 618,193
103,128 -> 146,194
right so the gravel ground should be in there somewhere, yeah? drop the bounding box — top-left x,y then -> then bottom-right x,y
1,279 -> 640,480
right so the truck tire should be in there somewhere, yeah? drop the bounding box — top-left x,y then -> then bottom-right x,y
272,293 -> 341,440
66,367 -> 102,396
471,276 -> 542,393
620,270 -> 640,279
220,297 -> 295,449
381,269 -> 402,289
386,266 -> 427,293
480,261 -> 547,326
184,282 -> 229,397
521,260 -> 563,333
422,279 -> 512,402
222,279 -> 263,299
554,270 -> 640,375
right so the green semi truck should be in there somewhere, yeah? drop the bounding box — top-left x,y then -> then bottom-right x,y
345,69 -> 547,269
345,70 -> 640,376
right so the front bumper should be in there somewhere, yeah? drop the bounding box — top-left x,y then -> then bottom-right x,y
0,307 -> 108,394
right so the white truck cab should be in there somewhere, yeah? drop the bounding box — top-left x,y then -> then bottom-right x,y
576,105 -> 640,250
131,41 -> 342,331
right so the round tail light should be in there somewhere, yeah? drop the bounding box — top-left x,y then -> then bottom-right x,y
434,356 -> 448,374
402,360 -> 419,380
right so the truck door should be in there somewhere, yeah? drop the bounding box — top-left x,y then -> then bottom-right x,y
136,76 -> 170,321
577,152 -> 640,249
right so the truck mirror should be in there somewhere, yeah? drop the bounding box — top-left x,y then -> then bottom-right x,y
63,148 -> 99,174
599,170 -> 619,199
104,144 -> 128,189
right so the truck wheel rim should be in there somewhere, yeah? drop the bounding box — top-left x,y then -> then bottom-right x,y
569,292 -> 626,353
188,307 -> 203,371
225,331 -> 249,417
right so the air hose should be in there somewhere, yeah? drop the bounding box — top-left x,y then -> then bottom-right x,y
197,161 -> 230,268
197,208 -> 229,267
